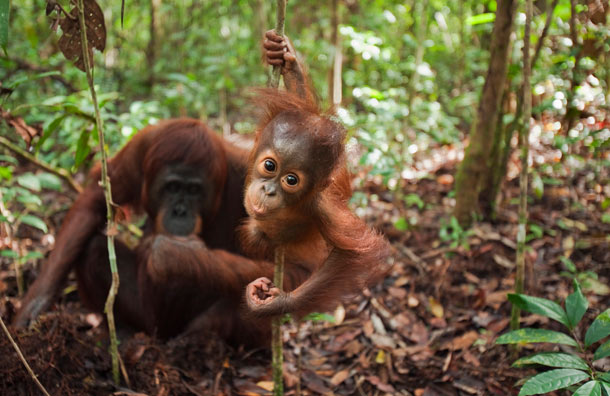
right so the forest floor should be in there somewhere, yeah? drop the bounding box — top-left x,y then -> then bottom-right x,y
0,138 -> 608,396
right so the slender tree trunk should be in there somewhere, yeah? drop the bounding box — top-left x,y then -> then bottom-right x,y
483,0 -> 558,211
146,0 -> 160,90
329,0 -> 342,105
407,0 -> 429,111
562,0 -> 583,134
453,0 -> 518,225
511,0 -> 533,331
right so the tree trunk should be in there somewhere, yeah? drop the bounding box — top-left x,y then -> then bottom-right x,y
481,0 -> 559,214
146,0 -> 160,90
453,0 -> 518,225
328,0 -> 342,105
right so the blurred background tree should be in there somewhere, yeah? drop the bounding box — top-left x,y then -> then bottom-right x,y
0,0 -> 608,230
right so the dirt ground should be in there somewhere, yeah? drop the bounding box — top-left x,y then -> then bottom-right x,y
0,162 -> 609,396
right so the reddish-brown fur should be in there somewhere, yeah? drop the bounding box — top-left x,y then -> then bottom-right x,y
13,119 -> 311,345
241,90 -> 391,318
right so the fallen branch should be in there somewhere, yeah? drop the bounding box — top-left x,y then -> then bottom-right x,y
0,135 -> 83,193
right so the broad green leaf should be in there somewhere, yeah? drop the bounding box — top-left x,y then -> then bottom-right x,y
0,249 -> 19,259
302,312 -> 335,323
74,128 -> 91,169
566,280 -> 589,329
600,382 -> 610,396
518,369 -> 589,396
466,12 -> 496,25
513,352 -> 588,370
496,328 -> 578,346
0,0 -> 8,54
508,294 -> 570,327
394,217 -> 408,231
599,372 -> 610,382
594,340 -> 610,361
17,194 -> 42,206
585,309 -> 610,347
0,155 -> 17,165
37,173 -> 62,191
17,173 -> 41,192
20,214 -> 48,233
36,114 -> 66,152
573,381 -> 601,396
23,251 -> 44,260
0,166 -> 12,180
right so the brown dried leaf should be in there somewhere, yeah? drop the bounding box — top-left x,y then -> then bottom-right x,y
330,369 -> 350,386
58,0 -> 106,71
366,375 -> 396,393
1,109 -> 41,146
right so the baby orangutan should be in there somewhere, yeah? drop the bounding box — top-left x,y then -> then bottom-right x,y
240,90 -> 390,318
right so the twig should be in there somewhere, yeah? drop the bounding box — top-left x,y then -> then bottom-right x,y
0,136 -> 82,193
75,0 -> 121,384
0,315 -> 51,396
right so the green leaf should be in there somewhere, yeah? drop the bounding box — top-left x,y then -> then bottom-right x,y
0,249 -> 19,259
573,381 -> 601,396
508,294 -> 570,327
20,215 -> 48,233
36,114 -> 66,152
532,172 -> 544,199
74,128 -> 91,169
594,340 -> 610,361
496,328 -> 578,346
0,0 -> 8,54
17,193 -> 42,206
560,256 -> 577,273
302,312 -> 335,323
566,280 -> 589,329
394,217 -> 408,231
599,372 -> 610,382
513,352 -> 589,370
37,173 -> 62,191
585,309 -> 610,347
518,369 -> 590,395
17,173 -> 41,192
600,381 -> 610,396
466,12 -> 496,25
23,251 -> 44,260
0,166 -> 12,180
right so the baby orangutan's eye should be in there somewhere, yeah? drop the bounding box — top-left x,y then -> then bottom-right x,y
264,159 -> 276,172
285,174 -> 298,186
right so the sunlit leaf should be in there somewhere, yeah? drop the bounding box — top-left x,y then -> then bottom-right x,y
573,381 -> 602,396
594,340 -> 610,361
513,352 -> 588,370
508,294 -> 570,327
394,217 -> 408,231
496,328 -> 578,346
518,369 -> 589,395
585,309 -> 610,347
466,13 -> 496,25
19,214 -> 48,233
17,173 -> 41,192
566,280 -> 588,329
37,173 -> 62,191
0,249 -> 19,259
